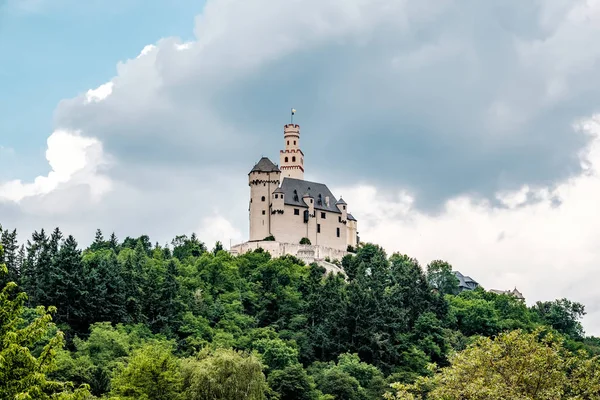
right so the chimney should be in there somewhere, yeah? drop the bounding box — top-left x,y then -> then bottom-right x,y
325,196 -> 330,207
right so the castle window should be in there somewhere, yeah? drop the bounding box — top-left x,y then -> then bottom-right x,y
294,141 -> 296,145
275,194 -> 278,199
321,212 -> 326,219
287,140 -> 289,145
285,157 -> 289,162
292,156 -> 296,162
336,227 -> 340,237
294,208 -> 300,215
317,224 -> 321,233
339,216 -> 342,222
310,199 -> 313,203
343,206 -> 346,210
262,210 -> 266,215
261,196 -> 266,202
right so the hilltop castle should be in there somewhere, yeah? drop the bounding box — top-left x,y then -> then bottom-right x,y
230,121 -> 358,267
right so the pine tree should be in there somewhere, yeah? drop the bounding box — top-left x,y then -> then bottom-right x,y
0,244 -> 90,399
89,229 -> 106,252
108,232 -> 119,252
50,235 -> 85,330
1,228 -> 19,284
21,229 -> 50,305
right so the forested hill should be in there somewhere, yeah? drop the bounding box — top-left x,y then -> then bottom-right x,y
2,226 -> 600,399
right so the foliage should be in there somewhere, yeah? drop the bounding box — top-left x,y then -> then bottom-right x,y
109,341 -> 182,400
426,260 -> 459,296
181,348 -> 268,400
263,235 -> 276,242
385,329 -> 600,400
299,237 -> 311,245
0,225 -> 597,399
0,245 -> 91,400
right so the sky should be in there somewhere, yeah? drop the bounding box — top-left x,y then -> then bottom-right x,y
2,0 -> 600,334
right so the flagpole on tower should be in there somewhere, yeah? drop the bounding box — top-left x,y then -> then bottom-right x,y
291,108 -> 296,124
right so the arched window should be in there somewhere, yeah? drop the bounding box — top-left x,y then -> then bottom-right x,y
292,156 -> 296,162
285,157 -> 289,162
261,196 -> 266,202
287,141 -> 289,145
294,141 -> 296,145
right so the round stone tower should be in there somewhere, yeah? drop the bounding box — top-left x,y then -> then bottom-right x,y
279,124 -> 304,181
248,157 -> 281,241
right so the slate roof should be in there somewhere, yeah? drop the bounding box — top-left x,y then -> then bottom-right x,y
453,271 -> 479,292
250,157 -> 280,173
280,177 -> 341,213
490,288 -> 525,300
336,197 -> 347,205
347,213 -> 356,221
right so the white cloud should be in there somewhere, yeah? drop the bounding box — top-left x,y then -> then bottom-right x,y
5,0 -> 600,338
85,82 -> 114,104
334,114 -> 600,335
0,130 -> 111,203
196,214 -> 244,250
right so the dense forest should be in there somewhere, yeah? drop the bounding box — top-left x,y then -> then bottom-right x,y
2,225 -> 600,399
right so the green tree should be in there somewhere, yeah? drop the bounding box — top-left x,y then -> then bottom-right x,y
181,348 -> 267,400
53,322 -> 154,396
81,248 -> 127,327
0,245 -> 90,399
1,227 -> 19,285
109,341 -> 182,400
531,298 -> 586,339
385,329 -> 600,400
267,363 -> 319,400
426,260 -> 459,296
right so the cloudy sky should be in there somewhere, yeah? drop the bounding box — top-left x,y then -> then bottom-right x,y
2,0 -> 600,334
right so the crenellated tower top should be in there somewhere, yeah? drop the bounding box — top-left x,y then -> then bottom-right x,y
280,123 -> 304,181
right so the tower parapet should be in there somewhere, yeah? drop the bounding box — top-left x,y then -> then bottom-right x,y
280,124 -> 304,181
248,157 -> 280,241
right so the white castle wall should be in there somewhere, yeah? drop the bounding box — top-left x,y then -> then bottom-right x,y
229,241 -> 347,275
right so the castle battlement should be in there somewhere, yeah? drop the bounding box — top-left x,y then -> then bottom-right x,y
244,114 -> 359,256
230,241 -> 347,275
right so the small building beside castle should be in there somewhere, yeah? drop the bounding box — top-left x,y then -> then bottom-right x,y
230,120 -> 358,270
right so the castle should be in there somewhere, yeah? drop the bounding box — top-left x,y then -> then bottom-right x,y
230,121 -> 358,267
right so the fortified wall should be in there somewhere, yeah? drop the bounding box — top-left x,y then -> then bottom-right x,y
230,241 -> 346,275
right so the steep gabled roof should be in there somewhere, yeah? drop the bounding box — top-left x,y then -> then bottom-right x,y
453,271 -> 479,291
279,178 -> 341,213
250,157 -> 280,173
347,213 -> 357,221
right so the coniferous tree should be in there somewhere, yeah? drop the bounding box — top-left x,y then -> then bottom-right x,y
108,232 -> 119,252
51,235 -> 85,330
1,228 -> 19,284
21,229 -> 50,305
81,248 -> 127,327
